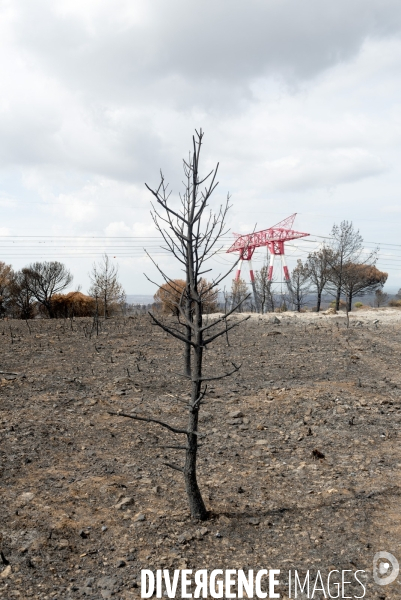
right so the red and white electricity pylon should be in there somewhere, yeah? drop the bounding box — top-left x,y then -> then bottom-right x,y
226,213 -> 309,307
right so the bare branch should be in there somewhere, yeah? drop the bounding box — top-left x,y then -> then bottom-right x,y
146,183 -> 190,225
148,312 -> 196,346
163,462 -> 184,473
197,363 -> 241,382
108,411 -> 188,435
203,315 -> 251,345
200,296 -> 250,333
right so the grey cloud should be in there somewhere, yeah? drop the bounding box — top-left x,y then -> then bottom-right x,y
264,151 -> 387,193
14,0 -> 401,108
0,90 -> 172,182
2,0 -> 398,184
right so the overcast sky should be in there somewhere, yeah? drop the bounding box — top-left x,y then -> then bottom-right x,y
1,0 -> 401,295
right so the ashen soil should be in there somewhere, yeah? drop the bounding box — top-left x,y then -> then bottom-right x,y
1,310 -> 401,599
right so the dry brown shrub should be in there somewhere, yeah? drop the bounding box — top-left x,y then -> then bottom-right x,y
154,278 -> 218,315
50,292 -> 96,318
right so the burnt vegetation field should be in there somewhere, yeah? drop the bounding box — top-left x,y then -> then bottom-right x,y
1,311 -> 401,599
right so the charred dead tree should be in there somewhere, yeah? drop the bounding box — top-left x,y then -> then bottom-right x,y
88,254 -> 125,319
23,261 -> 73,318
109,130 -> 248,520
304,247 -> 332,313
290,259 -> 310,312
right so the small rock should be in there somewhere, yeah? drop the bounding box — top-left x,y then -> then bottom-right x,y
78,586 -> 93,596
101,526 -> 108,532
85,577 -> 95,587
152,485 -> 161,494
215,532 -> 222,538
199,411 -> 212,422
0,565 -> 11,578
228,410 -> 244,419
269,316 -> 281,324
113,376 -> 131,384
133,513 -> 146,522
114,497 -> 134,510
256,439 -> 269,445
17,492 -> 35,506
116,559 -> 126,568
79,529 -> 89,539
177,531 -> 193,544
248,518 -> 260,526
194,527 -> 209,540
97,576 -> 118,591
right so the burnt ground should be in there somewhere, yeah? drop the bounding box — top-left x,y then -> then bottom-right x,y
0,311 -> 401,599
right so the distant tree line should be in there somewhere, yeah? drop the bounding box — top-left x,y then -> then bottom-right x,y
0,254 -> 125,319
0,222 -> 393,319
150,221 -> 392,316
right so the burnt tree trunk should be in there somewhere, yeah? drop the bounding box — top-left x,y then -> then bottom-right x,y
316,289 -> 322,312
183,172 -> 207,519
185,346 -> 206,519
347,292 -> 353,312
335,281 -> 342,311
184,284 -> 191,378
334,256 -> 343,311
46,300 -> 55,318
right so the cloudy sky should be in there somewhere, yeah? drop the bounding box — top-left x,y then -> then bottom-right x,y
1,0 -> 401,295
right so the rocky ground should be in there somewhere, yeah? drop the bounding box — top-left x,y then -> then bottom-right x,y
1,309 -> 401,599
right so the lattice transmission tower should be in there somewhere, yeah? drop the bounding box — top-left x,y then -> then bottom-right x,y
226,213 -> 309,309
